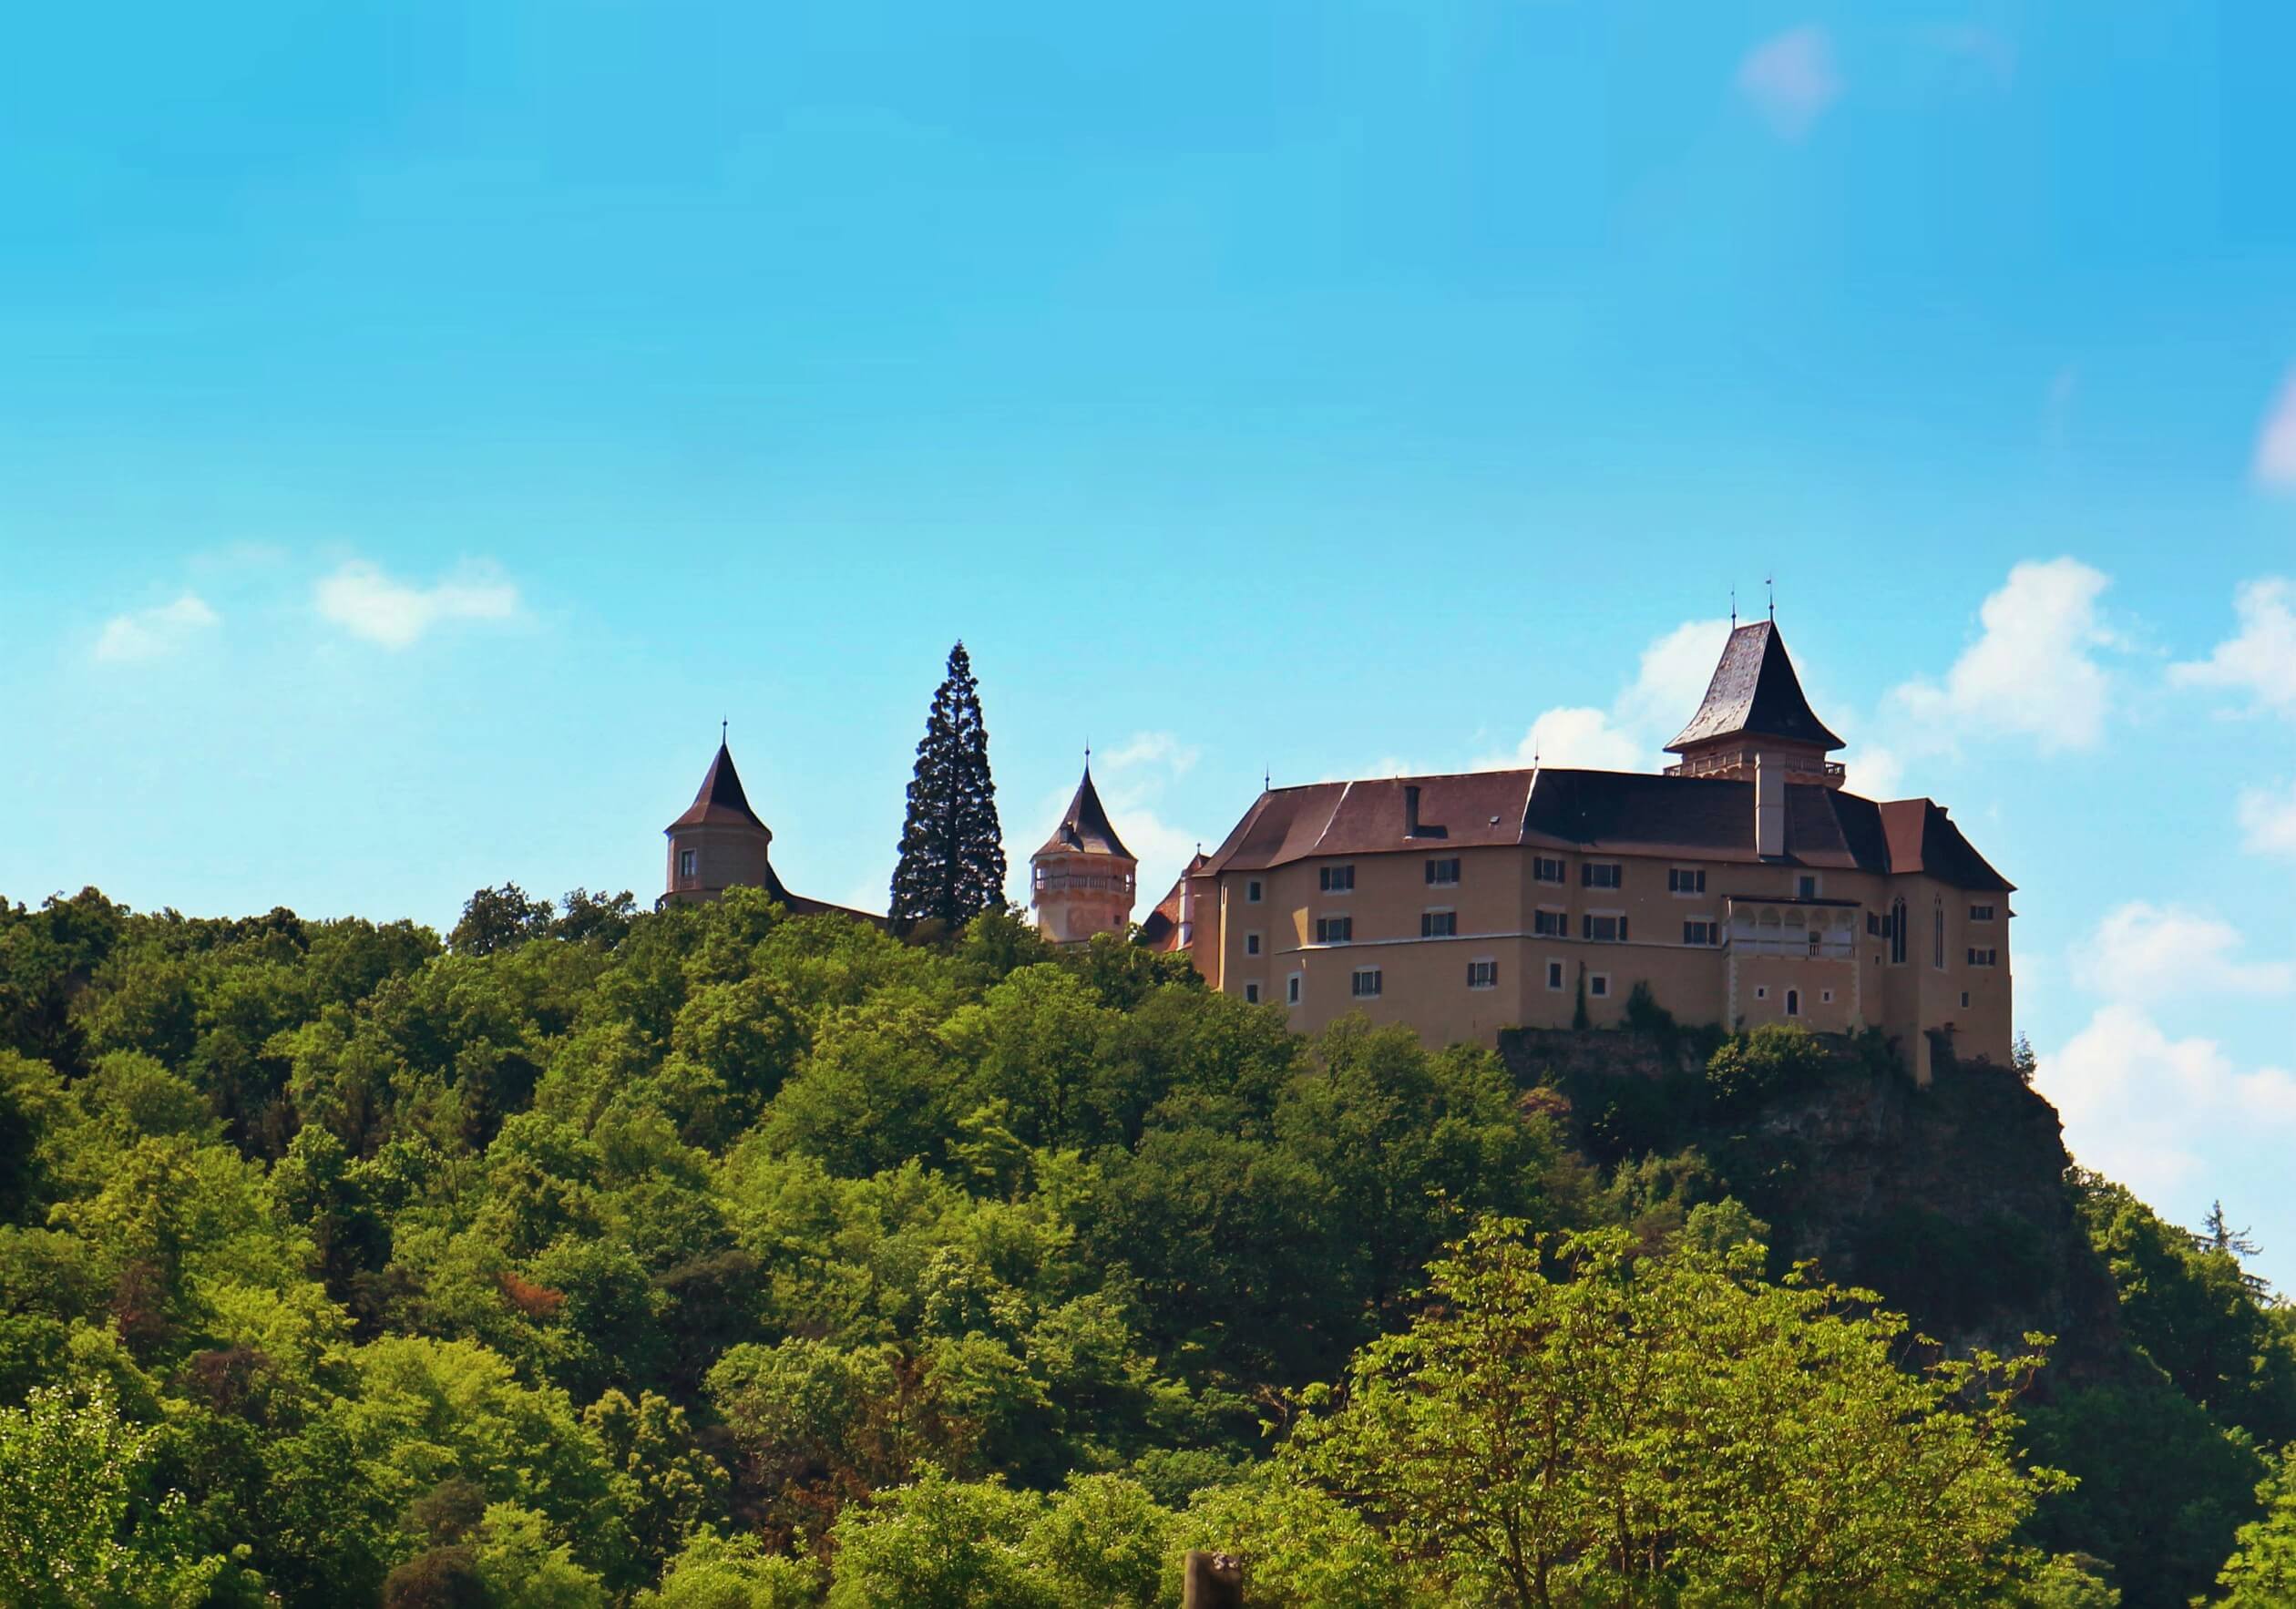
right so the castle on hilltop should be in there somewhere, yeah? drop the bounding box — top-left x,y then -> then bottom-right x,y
661,620 -> 2014,1081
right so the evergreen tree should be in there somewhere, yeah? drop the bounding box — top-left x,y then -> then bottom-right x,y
889,641 -> 1008,927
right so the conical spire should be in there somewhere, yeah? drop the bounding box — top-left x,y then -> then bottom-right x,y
1666,620 -> 1845,754
1034,762 -> 1134,860
666,740 -> 769,832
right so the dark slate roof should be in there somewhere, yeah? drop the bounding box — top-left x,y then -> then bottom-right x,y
1666,621 -> 1846,753
667,743 -> 769,832
1035,766 -> 1135,860
1196,764 -> 2014,892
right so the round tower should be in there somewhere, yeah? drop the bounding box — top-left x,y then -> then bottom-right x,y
663,735 -> 783,906
1030,760 -> 1138,943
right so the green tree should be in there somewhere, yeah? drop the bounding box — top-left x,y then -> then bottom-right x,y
825,1466 -> 1051,1608
888,642 -> 1006,928
0,1381 -> 229,1606
449,884 -> 556,957
638,1530 -> 824,1608
2206,1443 -> 2296,1606
1285,1219 -> 2055,1607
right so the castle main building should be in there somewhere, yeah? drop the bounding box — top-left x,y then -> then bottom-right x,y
1160,620 -> 2013,1081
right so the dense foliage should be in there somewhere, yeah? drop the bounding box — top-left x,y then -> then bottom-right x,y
0,885 -> 2281,1604
888,641 -> 1007,928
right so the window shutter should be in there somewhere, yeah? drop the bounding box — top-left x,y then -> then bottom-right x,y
1619,916 -> 1628,941
1582,914 -> 1591,938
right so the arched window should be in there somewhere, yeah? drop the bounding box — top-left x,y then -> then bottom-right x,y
1890,897 -> 1907,965
1785,989 -> 1800,1018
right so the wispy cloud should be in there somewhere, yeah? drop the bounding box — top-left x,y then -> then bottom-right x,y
314,559 -> 523,649
2253,373 -> 2296,491
94,593 -> 220,663
1891,558 -> 2117,751
1736,26 -> 1842,140
2073,902 -> 2293,1002
1477,617 -> 1733,773
2169,577 -> 2296,719
2239,782 -> 2296,861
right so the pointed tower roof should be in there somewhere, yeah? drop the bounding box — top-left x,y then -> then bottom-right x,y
667,742 -> 769,832
1666,620 -> 1845,754
1034,764 -> 1134,860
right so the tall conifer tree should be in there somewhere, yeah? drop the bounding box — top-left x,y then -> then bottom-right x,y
889,641 -> 1008,927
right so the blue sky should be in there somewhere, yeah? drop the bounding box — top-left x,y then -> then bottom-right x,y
3,2 -> 2291,1279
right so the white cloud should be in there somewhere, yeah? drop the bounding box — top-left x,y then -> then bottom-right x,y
2252,373 -> 2296,490
2035,1005 -> 2293,1203
1101,732 -> 1199,775
1892,558 -> 2116,751
314,559 -> 523,649
2073,901 -> 2293,1002
1840,743 -> 1904,800
1478,617 -> 1732,774
2169,577 -> 2296,718
1737,26 -> 1842,139
2238,782 -> 2296,860
94,593 -> 220,663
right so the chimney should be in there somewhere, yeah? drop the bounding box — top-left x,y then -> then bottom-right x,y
1755,753 -> 1786,859
1403,784 -> 1422,837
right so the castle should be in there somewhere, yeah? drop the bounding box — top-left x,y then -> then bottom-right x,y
663,620 -> 2014,1081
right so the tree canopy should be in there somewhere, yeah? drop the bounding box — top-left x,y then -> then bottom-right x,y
888,642 -> 1006,928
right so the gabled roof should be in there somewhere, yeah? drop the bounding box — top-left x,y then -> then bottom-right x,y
667,742 -> 768,833
1192,764 -> 2014,892
1035,766 -> 1135,861
1666,620 -> 1846,754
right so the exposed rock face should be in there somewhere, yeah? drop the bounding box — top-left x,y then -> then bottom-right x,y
1500,1027 -> 2130,1388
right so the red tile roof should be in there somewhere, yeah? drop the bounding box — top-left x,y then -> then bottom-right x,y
667,743 -> 769,832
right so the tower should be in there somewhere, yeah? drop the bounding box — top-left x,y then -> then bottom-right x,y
1030,761 -> 1138,943
662,738 -> 789,906
1664,620 -> 1846,789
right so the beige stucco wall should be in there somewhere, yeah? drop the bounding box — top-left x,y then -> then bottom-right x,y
664,822 -> 774,904
1184,840 -> 2012,1068
1031,851 -> 1137,944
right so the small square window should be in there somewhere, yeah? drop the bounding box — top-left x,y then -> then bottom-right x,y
1755,985 -> 1768,999
1351,968 -> 1382,999
1589,974 -> 1610,999
1545,959 -> 1565,990
1244,982 -> 1260,1004
1960,990 -> 1971,1009
1821,989 -> 1834,1004
1245,879 -> 1263,904
1245,933 -> 1261,956
1426,857 -> 1461,886
1797,875 -> 1819,898
1421,909 -> 1458,938
1467,959 -> 1498,989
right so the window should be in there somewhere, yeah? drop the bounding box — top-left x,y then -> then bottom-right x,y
1821,989 -> 1834,1004
1243,982 -> 1260,1003
1245,932 -> 1261,957
1314,916 -> 1352,945
1351,968 -> 1382,999
1785,989 -> 1801,1017
1755,985 -> 1768,999
1245,879 -> 1263,904
677,847 -> 698,879
1426,857 -> 1461,886
1797,874 -> 1819,898
1969,903 -> 1995,922
1589,974 -> 1611,999
1890,897 -> 1908,965
1866,911 -> 1880,937
1320,865 -> 1355,893
1545,960 -> 1565,990
1467,959 -> 1498,989
1533,908 -> 1568,938
1668,866 -> 1706,895
1583,914 -> 1627,943
1420,910 -> 1457,938
1287,974 -> 1302,1006
1584,862 -> 1623,889
1960,990 -> 1971,1009
1683,919 -> 1717,947
1967,948 -> 1997,967
1933,901 -> 1947,970
1533,856 -> 1566,885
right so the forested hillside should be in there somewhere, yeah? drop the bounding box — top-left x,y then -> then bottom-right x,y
1,886 -> 2289,1606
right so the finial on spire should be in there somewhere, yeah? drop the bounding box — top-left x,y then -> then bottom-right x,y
1730,585 -> 1737,630
1264,764 -> 1271,792
1766,576 -> 1775,622
721,717 -> 728,745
